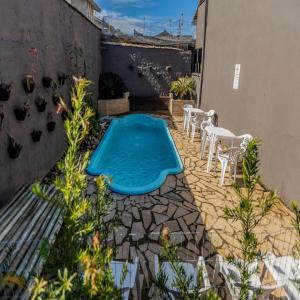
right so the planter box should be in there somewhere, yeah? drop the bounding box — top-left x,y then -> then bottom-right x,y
98,93 -> 130,116
168,97 -> 195,116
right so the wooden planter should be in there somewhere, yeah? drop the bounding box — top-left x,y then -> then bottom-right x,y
168,96 -> 195,116
98,93 -> 130,116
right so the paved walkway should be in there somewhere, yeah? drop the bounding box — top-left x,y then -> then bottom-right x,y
87,114 -> 296,298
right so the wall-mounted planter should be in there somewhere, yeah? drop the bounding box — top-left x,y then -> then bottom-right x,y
128,64 -> 134,71
138,71 -> 143,78
14,102 -> 30,121
22,75 -> 35,93
31,130 -> 42,143
166,66 -> 172,72
156,72 -> 162,78
58,72 -> 68,86
7,135 -> 22,159
35,97 -> 47,112
0,81 -> 12,101
47,121 -> 56,132
42,76 -> 52,88
52,93 -> 60,106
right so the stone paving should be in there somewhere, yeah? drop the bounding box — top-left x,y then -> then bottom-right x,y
87,114 -> 297,299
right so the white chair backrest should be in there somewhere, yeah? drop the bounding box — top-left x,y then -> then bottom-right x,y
184,104 -> 193,109
238,134 -> 253,152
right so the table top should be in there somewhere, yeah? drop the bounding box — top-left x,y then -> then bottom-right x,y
184,107 -> 204,113
206,126 -> 236,138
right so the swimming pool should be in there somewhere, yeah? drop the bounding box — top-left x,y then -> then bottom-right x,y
87,114 -> 183,195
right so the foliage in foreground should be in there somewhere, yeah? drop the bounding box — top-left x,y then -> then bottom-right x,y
223,138 -> 277,300
154,226 -> 221,300
170,76 -> 195,100
31,77 -> 122,299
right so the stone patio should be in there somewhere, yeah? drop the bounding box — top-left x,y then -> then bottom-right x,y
87,114 -> 297,299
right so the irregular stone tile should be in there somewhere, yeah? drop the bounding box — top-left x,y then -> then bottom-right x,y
152,205 -> 167,214
160,175 -> 176,194
186,242 -> 200,255
131,222 -> 146,241
116,241 -> 130,259
170,232 -> 186,245
164,220 -> 180,232
142,210 -> 152,230
136,249 -> 150,286
174,207 -> 190,219
153,213 -> 169,225
139,243 -> 148,252
166,203 -> 177,218
104,210 -> 115,223
132,206 -> 141,220
117,201 -> 124,211
87,183 -> 96,195
184,212 -> 200,226
164,192 -> 183,202
178,217 -> 193,240
130,246 -> 138,259
180,190 -> 194,203
122,211 -> 132,228
149,224 -> 162,241
148,243 -> 163,255
115,227 -> 128,245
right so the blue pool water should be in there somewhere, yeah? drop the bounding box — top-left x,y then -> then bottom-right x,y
87,114 -> 183,195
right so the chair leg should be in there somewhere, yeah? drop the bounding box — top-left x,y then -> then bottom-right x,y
200,133 -> 207,159
220,161 -> 228,186
191,125 -> 195,142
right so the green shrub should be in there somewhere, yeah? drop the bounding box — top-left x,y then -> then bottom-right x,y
99,73 -> 127,99
170,76 -> 195,100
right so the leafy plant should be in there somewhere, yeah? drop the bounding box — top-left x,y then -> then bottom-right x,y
223,138 -> 277,300
7,135 -> 22,159
99,73 -> 127,100
0,81 -> 12,101
170,76 -> 195,100
154,226 -> 221,300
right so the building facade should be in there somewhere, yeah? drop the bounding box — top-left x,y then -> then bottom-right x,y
193,0 -> 300,205
65,0 -> 100,23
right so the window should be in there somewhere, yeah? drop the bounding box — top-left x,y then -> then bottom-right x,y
192,48 -> 202,74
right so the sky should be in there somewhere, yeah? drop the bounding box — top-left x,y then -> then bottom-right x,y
95,0 -> 198,36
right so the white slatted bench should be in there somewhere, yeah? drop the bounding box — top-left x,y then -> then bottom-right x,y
0,184 -> 62,300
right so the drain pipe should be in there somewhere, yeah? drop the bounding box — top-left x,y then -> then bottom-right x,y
198,0 -> 209,108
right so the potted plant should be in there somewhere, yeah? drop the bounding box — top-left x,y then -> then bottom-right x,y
58,72 -> 68,86
52,93 -> 60,107
42,76 -> 52,88
128,64 -> 134,71
47,112 -> 56,132
0,81 -> 12,101
138,71 -> 143,78
169,76 -> 196,116
14,102 -> 30,121
98,72 -> 129,116
165,66 -> 172,72
35,97 -> 47,112
31,130 -> 42,143
7,135 -> 22,159
22,75 -> 35,93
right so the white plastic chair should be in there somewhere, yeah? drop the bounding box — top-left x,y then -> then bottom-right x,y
264,253 -> 300,300
200,111 -> 217,159
154,255 -> 211,299
183,104 -> 193,130
216,255 -> 285,300
188,111 -> 206,142
214,134 -> 253,186
110,257 -> 141,300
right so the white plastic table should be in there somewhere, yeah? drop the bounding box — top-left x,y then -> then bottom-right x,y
205,126 -> 236,172
184,107 -> 204,130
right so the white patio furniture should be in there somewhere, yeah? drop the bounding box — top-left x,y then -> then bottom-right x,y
216,255 -> 285,300
264,252 -> 300,300
110,257 -> 141,300
189,109 -> 215,142
214,134 -> 253,185
183,106 -> 204,133
154,255 -> 211,299
183,104 -> 193,129
204,126 -> 236,172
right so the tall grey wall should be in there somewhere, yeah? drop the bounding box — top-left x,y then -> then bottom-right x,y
196,0 -> 300,205
0,0 -> 101,206
102,42 -> 191,97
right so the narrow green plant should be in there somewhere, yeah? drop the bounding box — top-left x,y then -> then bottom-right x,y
170,76 -> 195,100
154,226 -> 221,300
223,138 -> 277,300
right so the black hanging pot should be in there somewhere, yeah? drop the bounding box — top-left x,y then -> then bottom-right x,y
35,97 -> 47,112
14,104 -> 29,121
128,64 -> 134,71
0,82 -> 12,101
52,94 -> 60,106
47,121 -> 56,132
61,110 -> 68,122
31,130 -> 42,142
138,71 -> 143,78
22,75 -> 35,93
42,76 -> 52,88
7,135 -> 22,159
58,72 -> 68,86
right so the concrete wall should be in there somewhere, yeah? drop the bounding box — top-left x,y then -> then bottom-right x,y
0,0 -> 101,206
195,0 -> 300,205
102,42 -> 192,97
